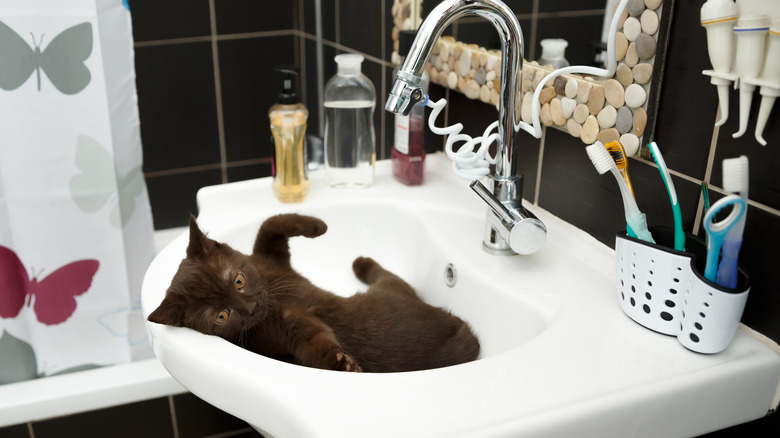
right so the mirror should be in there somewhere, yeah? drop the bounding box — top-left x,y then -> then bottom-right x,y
391,0 -> 673,156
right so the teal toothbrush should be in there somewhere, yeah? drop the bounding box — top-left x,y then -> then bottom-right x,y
648,142 -> 685,251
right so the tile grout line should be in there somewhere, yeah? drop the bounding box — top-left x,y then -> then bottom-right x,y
453,8 -> 606,24
693,108 -> 722,234
529,0 -> 539,61
132,30 -> 295,48
297,0 -> 307,110
143,157 -> 272,179
335,0 -> 340,47
293,30 -> 393,68
380,0 -> 387,159
208,0 -> 228,184
168,395 -> 180,438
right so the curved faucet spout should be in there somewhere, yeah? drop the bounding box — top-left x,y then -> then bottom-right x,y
385,0 -> 546,256
386,0 -> 523,180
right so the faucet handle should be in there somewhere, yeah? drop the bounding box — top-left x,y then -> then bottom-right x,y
470,180 -> 547,255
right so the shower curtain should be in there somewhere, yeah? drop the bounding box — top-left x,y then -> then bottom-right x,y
0,0 -> 155,383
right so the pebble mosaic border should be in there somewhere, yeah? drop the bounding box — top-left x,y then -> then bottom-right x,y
391,0 -> 664,155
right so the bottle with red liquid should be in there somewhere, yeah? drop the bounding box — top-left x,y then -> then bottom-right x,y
392,30 -> 428,185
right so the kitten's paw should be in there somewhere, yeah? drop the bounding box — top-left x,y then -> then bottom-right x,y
352,257 -> 380,283
333,351 -> 362,373
296,216 -> 327,238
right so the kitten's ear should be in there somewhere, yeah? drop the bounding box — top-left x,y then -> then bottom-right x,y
187,214 -> 217,258
147,295 -> 186,327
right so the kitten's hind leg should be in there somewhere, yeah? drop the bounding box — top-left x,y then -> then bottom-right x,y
253,214 -> 327,263
352,257 -> 391,285
353,257 -> 420,300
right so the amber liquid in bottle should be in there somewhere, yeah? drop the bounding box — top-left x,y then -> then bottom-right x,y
270,105 -> 309,203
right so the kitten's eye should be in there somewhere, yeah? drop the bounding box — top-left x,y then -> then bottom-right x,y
215,309 -> 230,325
234,272 -> 246,290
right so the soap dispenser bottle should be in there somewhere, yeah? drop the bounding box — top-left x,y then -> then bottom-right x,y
269,67 -> 309,203
323,54 -> 376,188
392,30 -> 428,185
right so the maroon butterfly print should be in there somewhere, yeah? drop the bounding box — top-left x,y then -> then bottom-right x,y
0,245 -> 99,325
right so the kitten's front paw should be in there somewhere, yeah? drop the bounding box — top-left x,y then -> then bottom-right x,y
333,351 -> 362,373
295,215 -> 327,238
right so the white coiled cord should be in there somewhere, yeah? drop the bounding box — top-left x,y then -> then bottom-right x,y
420,0 -> 629,179
425,96 -> 499,179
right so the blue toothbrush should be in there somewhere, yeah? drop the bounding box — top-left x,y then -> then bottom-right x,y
717,156 -> 749,288
702,195 -> 746,283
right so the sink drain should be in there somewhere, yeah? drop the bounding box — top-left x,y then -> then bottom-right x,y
444,263 -> 457,288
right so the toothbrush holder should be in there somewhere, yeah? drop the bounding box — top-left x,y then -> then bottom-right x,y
615,227 -> 750,354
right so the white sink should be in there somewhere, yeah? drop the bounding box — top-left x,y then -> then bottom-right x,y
143,153 -> 780,438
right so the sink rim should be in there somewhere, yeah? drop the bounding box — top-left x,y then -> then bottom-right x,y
142,154 -> 780,438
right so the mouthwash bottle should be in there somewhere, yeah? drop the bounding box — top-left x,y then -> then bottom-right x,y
392,30 -> 428,185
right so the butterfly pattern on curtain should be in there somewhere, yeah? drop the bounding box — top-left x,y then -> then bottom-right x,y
0,245 -> 99,326
69,135 -> 145,228
0,20 -> 92,95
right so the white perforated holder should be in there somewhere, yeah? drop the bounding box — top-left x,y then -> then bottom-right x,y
615,231 -> 750,354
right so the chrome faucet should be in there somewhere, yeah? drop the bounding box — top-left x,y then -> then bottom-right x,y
385,0 -> 546,255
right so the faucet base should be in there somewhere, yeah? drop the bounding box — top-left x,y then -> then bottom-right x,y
482,241 -> 517,256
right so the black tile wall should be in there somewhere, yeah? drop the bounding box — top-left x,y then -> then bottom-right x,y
2,394 -> 263,438
213,0 -> 295,34
339,0 -> 384,60
538,0 -> 606,14
145,169 -> 223,230
301,0 -> 337,41
227,161 -> 274,184
0,424 -> 28,438
134,42 -> 221,173
129,0 -> 211,42
218,35 -> 297,162
112,0 -> 780,436
32,397 -> 174,438
303,38 -> 338,137
173,393 -> 255,438
653,0 -> 717,180
536,15 -> 605,67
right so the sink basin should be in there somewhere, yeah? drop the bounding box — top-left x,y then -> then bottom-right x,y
143,153 -> 780,438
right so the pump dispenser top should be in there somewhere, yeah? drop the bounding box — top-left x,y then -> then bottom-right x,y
276,67 -> 301,105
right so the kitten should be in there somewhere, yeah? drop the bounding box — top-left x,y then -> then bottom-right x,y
147,213 -> 479,372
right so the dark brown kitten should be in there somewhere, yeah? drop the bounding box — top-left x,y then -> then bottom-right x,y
147,214 -> 479,372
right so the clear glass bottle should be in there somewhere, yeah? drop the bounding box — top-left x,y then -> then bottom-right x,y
269,67 -> 309,203
392,30 -> 428,185
323,54 -> 376,188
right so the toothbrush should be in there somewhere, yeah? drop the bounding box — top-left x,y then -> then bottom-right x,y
586,142 -> 655,243
701,182 -> 711,247
716,156 -> 749,288
648,142 -> 685,251
703,195 -> 746,283
604,141 -> 635,199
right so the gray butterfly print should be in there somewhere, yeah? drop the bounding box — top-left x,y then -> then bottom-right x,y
0,20 -> 92,95
69,135 -> 144,228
